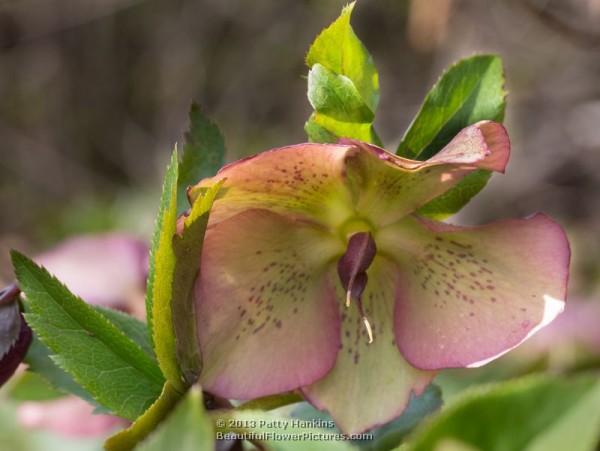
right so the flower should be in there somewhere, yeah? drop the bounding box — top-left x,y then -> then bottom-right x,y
35,233 -> 148,316
189,121 -> 570,433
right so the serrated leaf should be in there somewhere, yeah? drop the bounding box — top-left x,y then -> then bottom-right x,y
145,150 -> 184,391
402,376 -> 600,451
397,55 -> 506,218
305,2 -> 381,144
24,334 -> 101,406
105,382 -> 182,451
12,251 -> 164,420
177,103 -> 225,214
136,385 -> 214,451
95,306 -> 154,359
172,180 -> 223,386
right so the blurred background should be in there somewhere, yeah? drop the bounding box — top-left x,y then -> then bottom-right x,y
0,0 -> 600,447
1,0 -> 599,296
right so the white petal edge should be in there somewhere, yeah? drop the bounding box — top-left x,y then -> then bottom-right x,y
466,294 -> 565,368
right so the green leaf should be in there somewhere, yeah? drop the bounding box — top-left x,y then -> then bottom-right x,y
145,150 -> 184,391
177,103 -> 226,214
307,2 -> 378,113
403,376 -> 600,451
136,385 -> 214,451
415,171 -> 493,220
305,2 -> 381,144
12,251 -> 164,420
397,55 -> 506,218
171,180 -> 223,386
7,370 -> 64,402
308,64 -> 374,123
371,384 -> 443,451
24,335 -> 100,406
95,306 -> 154,360
105,382 -> 182,451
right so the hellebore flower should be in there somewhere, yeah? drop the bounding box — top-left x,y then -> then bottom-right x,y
190,121 -> 570,433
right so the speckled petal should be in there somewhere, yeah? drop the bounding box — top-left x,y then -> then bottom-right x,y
190,143 -> 355,229
303,259 -> 434,434
378,213 -> 570,370
196,209 -> 344,399
191,121 -> 509,231
342,121 -> 510,226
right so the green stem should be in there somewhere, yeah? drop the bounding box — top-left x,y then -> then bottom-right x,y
237,391 -> 303,411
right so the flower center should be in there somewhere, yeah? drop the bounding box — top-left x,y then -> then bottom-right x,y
337,231 -> 377,344
339,217 -> 374,240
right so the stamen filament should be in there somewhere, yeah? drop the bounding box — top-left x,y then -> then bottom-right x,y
362,316 -> 373,344
345,289 -> 352,308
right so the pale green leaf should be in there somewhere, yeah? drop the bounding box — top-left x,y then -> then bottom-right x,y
171,180 -> 223,386
403,376 -> 600,451
305,2 -> 381,144
136,385 -> 214,451
105,382 -> 182,451
306,2 -> 378,113
145,150 -> 184,391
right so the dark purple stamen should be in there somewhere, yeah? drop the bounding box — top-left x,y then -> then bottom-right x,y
337,232 -> 377,343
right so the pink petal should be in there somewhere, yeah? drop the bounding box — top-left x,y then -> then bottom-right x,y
18,396 -> 127,437
378,213 -> 570,370
191,122 -> 509,230
35,234 -> 147,313
303,260 -> 434,434
196,209 -> 343,399
189,143 -> 354,227
343,121 -> 510,226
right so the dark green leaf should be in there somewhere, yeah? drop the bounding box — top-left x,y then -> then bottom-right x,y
177,103 -> 225,214
13,251 -> 164,420
136,385 -> 214,451
24,335 -> 100,406
171,180 -> 223,386
95,306 -> 154,360
105,382 -> 182,451
403,376 -> 600,451
397,55 -> 505,218
145,150 -> 184,391
305,2 -> 381,144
